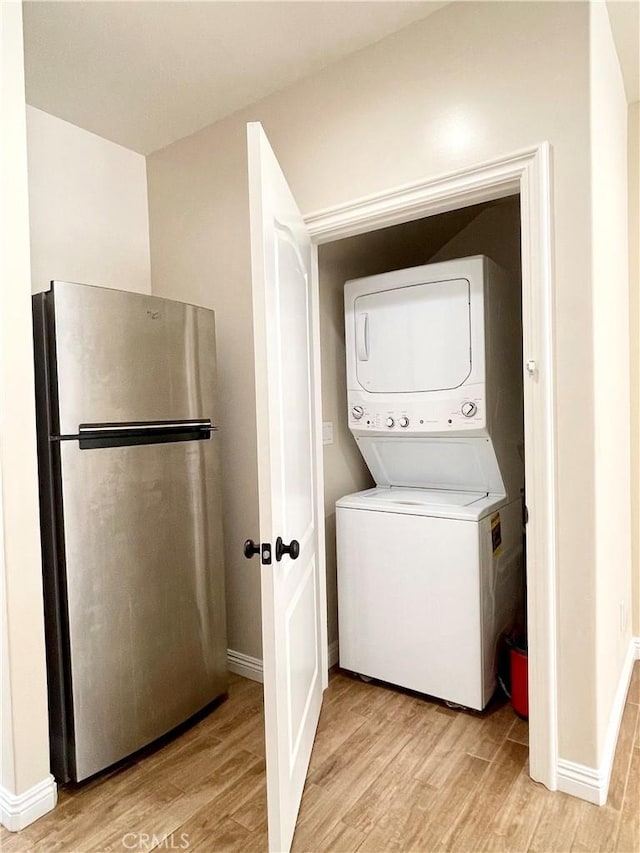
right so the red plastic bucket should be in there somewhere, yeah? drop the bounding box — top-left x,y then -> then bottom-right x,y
510,647 -> 529,719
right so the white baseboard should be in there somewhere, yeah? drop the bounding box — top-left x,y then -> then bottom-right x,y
0,774 -> 57,832
556,759 -> 605,805
557,637 -> 636,807
227,640 -> 340,683
227,649 -> 263,683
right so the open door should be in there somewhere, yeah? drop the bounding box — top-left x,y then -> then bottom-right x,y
246,122 -> 328,853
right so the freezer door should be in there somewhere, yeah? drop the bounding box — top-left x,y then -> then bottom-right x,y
58,434 -> 227,781
50,282 -> 217,435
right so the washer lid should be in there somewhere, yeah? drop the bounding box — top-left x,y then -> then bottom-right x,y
355,436 -> 506,495
336,486 -> 505,520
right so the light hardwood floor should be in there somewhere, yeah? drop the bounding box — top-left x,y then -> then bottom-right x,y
2,662 -> 638,853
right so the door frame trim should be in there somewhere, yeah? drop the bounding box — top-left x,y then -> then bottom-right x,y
303,142 -> 558,791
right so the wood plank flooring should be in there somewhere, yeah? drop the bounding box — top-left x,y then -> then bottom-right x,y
2,662 -> 638,852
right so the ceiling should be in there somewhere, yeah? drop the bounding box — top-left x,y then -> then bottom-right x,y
22,1 -> 639,157
23,1 -> 448,155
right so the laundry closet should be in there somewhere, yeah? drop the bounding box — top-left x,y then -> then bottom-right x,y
317,195 -> 526,710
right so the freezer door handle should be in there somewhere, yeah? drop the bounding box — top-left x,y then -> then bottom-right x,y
77,420 -> 215,449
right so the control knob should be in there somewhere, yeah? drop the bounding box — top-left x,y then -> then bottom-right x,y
386,417 -> 395,428
352,406 -> 364,420
461,401 -> 478,418
398,416 -> 410,428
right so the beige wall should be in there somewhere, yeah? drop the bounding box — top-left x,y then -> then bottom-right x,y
0,0 -> 51,802
149,125 -> 260,657
147,1 -> 609,766
429,197 -> 521,276
629,100 -> 640,636
318,243 -> 375,651
590,1 -> 633,760
26,107 -> 151,295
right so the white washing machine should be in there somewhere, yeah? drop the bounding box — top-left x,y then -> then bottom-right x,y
336,255 -> 524,710
337,488 -> 522,710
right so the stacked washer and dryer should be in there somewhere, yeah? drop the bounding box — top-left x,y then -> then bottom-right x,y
336,255 -> 525,711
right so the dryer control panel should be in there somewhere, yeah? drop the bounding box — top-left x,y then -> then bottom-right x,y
348,385 -> 486,436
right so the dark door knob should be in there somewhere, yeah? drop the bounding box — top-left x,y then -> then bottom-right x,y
275,536 -> 300,562
244,539 -> 260,559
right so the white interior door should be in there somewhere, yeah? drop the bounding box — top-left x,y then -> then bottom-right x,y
247,122 -> 328,853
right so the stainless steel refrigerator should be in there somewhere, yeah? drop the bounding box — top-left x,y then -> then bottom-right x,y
33,281 -> 227,783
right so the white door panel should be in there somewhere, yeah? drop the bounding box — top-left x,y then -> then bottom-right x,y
275,229 -> 315,546
247,122 -> 327,853
285,555 -> 319,762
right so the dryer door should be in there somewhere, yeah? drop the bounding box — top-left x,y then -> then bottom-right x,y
354,278 -> 471,393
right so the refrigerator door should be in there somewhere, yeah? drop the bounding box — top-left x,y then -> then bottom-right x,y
49,282 -> 217,435
58,433 -> 226,781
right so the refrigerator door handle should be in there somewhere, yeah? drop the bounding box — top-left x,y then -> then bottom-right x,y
79,420 -> 214,433
77,420 -> 216,449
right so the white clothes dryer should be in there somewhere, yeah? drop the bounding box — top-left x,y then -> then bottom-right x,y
336,487 -> 523,710
344,255 -> 524,501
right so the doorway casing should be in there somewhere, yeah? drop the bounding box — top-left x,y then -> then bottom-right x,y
304,142 -> 558,790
